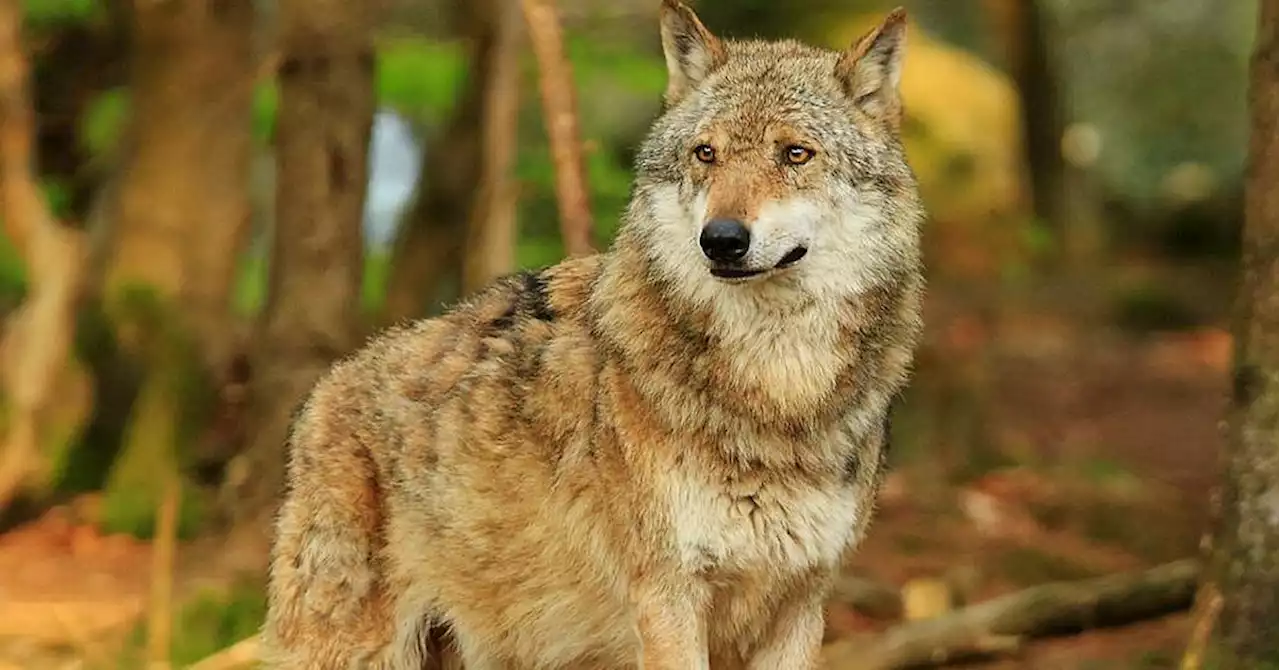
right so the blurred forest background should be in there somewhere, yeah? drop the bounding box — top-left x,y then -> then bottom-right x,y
0,0 -> 1274,668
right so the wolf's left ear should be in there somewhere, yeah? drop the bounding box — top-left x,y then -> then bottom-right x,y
835,8 -> 908,124
659,0 -> 726,106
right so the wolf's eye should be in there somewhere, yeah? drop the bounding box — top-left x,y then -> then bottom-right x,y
693,145 -> 716,164
784,145 -> 816,165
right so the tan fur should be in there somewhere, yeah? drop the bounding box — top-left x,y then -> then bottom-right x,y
262,3 -> 925,668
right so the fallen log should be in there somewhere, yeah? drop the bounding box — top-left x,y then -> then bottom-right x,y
823,558 -> 1199,669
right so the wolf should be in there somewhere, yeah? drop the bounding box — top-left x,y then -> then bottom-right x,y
262,1 -> 925,668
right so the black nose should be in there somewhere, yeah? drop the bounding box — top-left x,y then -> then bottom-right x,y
699,219 -> 751,262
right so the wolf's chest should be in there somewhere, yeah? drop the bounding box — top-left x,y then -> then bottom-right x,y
665,471 -> 860,577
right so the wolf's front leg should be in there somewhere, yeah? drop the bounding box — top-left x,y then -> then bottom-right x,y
632,581 -> 710,670
745,592 -> 825,670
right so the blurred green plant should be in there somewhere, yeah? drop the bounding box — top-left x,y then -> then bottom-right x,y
21,0 -> 102,27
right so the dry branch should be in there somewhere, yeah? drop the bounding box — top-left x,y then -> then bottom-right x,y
146,475 -> 181,670
0,0 -> 89,511
520,0 -> 595,257
823,559 -> 1199,670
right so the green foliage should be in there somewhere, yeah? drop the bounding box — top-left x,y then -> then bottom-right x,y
361,251 -> 392,316
231,248 -> 266,317
0,228 -> 27,309
40,178 -> 74,221
79,87 -> 128,159
252,82 -> 279,145
22,0 -> 102,27
564,35 -> 666,96
376,38 -> 466,123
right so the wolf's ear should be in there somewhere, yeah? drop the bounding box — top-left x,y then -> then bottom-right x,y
835,8 -> 908,123
659,0 -> 725,106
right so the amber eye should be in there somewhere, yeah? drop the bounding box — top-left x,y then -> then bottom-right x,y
693,144 -> 716,164
784,145 -> 816,165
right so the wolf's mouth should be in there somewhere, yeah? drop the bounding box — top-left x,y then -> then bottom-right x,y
775,246 -> 808,268
709,246 -> 809,280
710,266 -> 767,279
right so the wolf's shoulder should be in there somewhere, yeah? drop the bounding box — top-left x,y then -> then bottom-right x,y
305,254 -> 608,412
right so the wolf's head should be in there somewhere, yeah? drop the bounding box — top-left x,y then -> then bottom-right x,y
622,0 -> 924,309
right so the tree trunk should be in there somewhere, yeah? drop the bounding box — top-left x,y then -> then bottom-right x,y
521,0 -> 595,258
983,0 -> 1101,266
459,0 -> 521,296
223,0 -> 374,527
99,0 -> 255,536
0,0 -> 92,511
383,0 -> 522,319
382,0 -> 490,323
107,0 -> 256,363
1183,1 -> 1278,666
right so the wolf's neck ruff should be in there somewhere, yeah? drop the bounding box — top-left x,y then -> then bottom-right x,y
589,221 -> 904,462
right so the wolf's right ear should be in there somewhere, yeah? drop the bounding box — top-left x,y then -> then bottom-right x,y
659,0 -> 725,106
835,8 -> 908,125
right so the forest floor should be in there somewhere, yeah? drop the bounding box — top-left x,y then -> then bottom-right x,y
0,263 -> 1232,669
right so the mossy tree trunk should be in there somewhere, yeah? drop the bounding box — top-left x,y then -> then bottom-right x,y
223,0 -> 374,527
99,0 -> 255,537
383,0 -> 519,322
1184,1 -> 1278,666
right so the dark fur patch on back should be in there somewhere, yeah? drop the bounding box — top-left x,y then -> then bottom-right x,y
489,270 -> 556,333
520,270 -> 556,322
